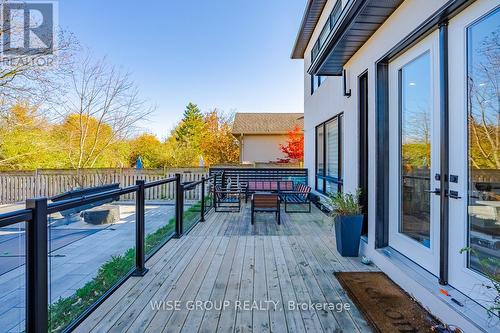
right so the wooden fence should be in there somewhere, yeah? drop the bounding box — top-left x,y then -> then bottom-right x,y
0,168 -> 209,204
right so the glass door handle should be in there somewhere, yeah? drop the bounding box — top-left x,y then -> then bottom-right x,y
425,188 -> 441,195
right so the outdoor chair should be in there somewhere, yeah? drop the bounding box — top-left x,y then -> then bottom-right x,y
280,183 -> 312,213
214,184 -> 241,212
251,193 -> 281,225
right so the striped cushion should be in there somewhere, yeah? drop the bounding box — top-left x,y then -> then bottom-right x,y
286,194 -> 304,203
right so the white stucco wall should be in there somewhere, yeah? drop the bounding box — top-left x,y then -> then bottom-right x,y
301,1 -> 494,331
240,135 -> 287,163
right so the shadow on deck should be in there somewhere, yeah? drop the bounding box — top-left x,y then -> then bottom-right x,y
75,204 -> 378,333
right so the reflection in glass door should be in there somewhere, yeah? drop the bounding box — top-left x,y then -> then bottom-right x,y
400,52 -> 432,248
466,7 -> 500,282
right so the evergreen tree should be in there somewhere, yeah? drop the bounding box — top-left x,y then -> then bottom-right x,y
174,103 -> 204,145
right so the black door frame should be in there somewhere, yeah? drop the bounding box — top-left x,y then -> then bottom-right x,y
358,71 -> 369,236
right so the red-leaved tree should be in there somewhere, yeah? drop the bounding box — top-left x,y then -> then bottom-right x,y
279,125 -> 304,162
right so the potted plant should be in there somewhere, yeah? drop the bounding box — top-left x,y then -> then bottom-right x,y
328,190 -> 363,257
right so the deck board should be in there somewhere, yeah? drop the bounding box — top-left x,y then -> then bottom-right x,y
76,203 -> 377,333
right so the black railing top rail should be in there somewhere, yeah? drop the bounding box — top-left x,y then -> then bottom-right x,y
144,176 -> 176,189
50,183 -> 120,202
47,186 -> 138,215
0,175 -> 193,225
0,174 -> 208,227
0,209 -> 33,228
183,175 -> 216,190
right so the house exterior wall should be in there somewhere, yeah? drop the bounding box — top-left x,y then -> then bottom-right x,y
240,134 -> 287,164
301,0 -> 496,331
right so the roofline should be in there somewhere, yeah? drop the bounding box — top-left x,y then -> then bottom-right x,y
231,131 -> 297,136
233,112 -> 304,115
291,0 -> 328,59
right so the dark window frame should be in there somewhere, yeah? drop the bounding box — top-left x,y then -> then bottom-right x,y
315,113 -> 343,194
311,74 -> 324,95
310,0 -> 342,63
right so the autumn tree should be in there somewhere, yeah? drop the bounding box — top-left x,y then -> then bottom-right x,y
279,125 -> 304,162
200,109 -> 239,166
0,103 -> 60,169
128,133 -> 165,168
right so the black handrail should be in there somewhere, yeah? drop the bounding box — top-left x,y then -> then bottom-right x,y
47,186 -> 138,214
0,209 -> 32,228
144,176 -> 176,189
183,180 -> 201,190
0,173 -> 214,333
183,174 -> 215,190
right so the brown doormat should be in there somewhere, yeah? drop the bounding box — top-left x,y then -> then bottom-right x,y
335,272 -> 439,333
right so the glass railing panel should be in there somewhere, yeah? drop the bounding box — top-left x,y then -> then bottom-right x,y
47,193 -> 136,332
183,183 -> 202,232
204,178 -> 214,214
145,181 -> 176,258
0,221 -> 26,333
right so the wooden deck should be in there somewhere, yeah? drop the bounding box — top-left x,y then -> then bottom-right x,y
75,204 -> 378,333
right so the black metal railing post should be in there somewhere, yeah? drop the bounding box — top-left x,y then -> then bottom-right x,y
200,176 -> 206,222
174,174 -> 183,238
212,174 -> 217,209
133,180 -> 148,276
25,197 -> 48,333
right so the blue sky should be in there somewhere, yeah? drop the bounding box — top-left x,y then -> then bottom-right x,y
59,0 -> 306,138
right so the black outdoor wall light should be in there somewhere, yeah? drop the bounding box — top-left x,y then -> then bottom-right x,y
343,69 -> 351,97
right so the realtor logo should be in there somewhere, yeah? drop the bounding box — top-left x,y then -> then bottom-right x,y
1,1 -> 57,56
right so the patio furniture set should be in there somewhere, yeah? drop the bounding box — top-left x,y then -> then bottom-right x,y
214,179 -> 312,224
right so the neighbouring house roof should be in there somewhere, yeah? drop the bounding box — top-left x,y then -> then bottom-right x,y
291,0 -> 328,59
232,113 -> 304,135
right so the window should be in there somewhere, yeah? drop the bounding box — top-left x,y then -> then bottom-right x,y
316,114 -> 343,194
310,75 -> 325,94
318,19 -> 331,46
310,1 -> 342,63
316,125 -> 324,192
330,0 -> 342,26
